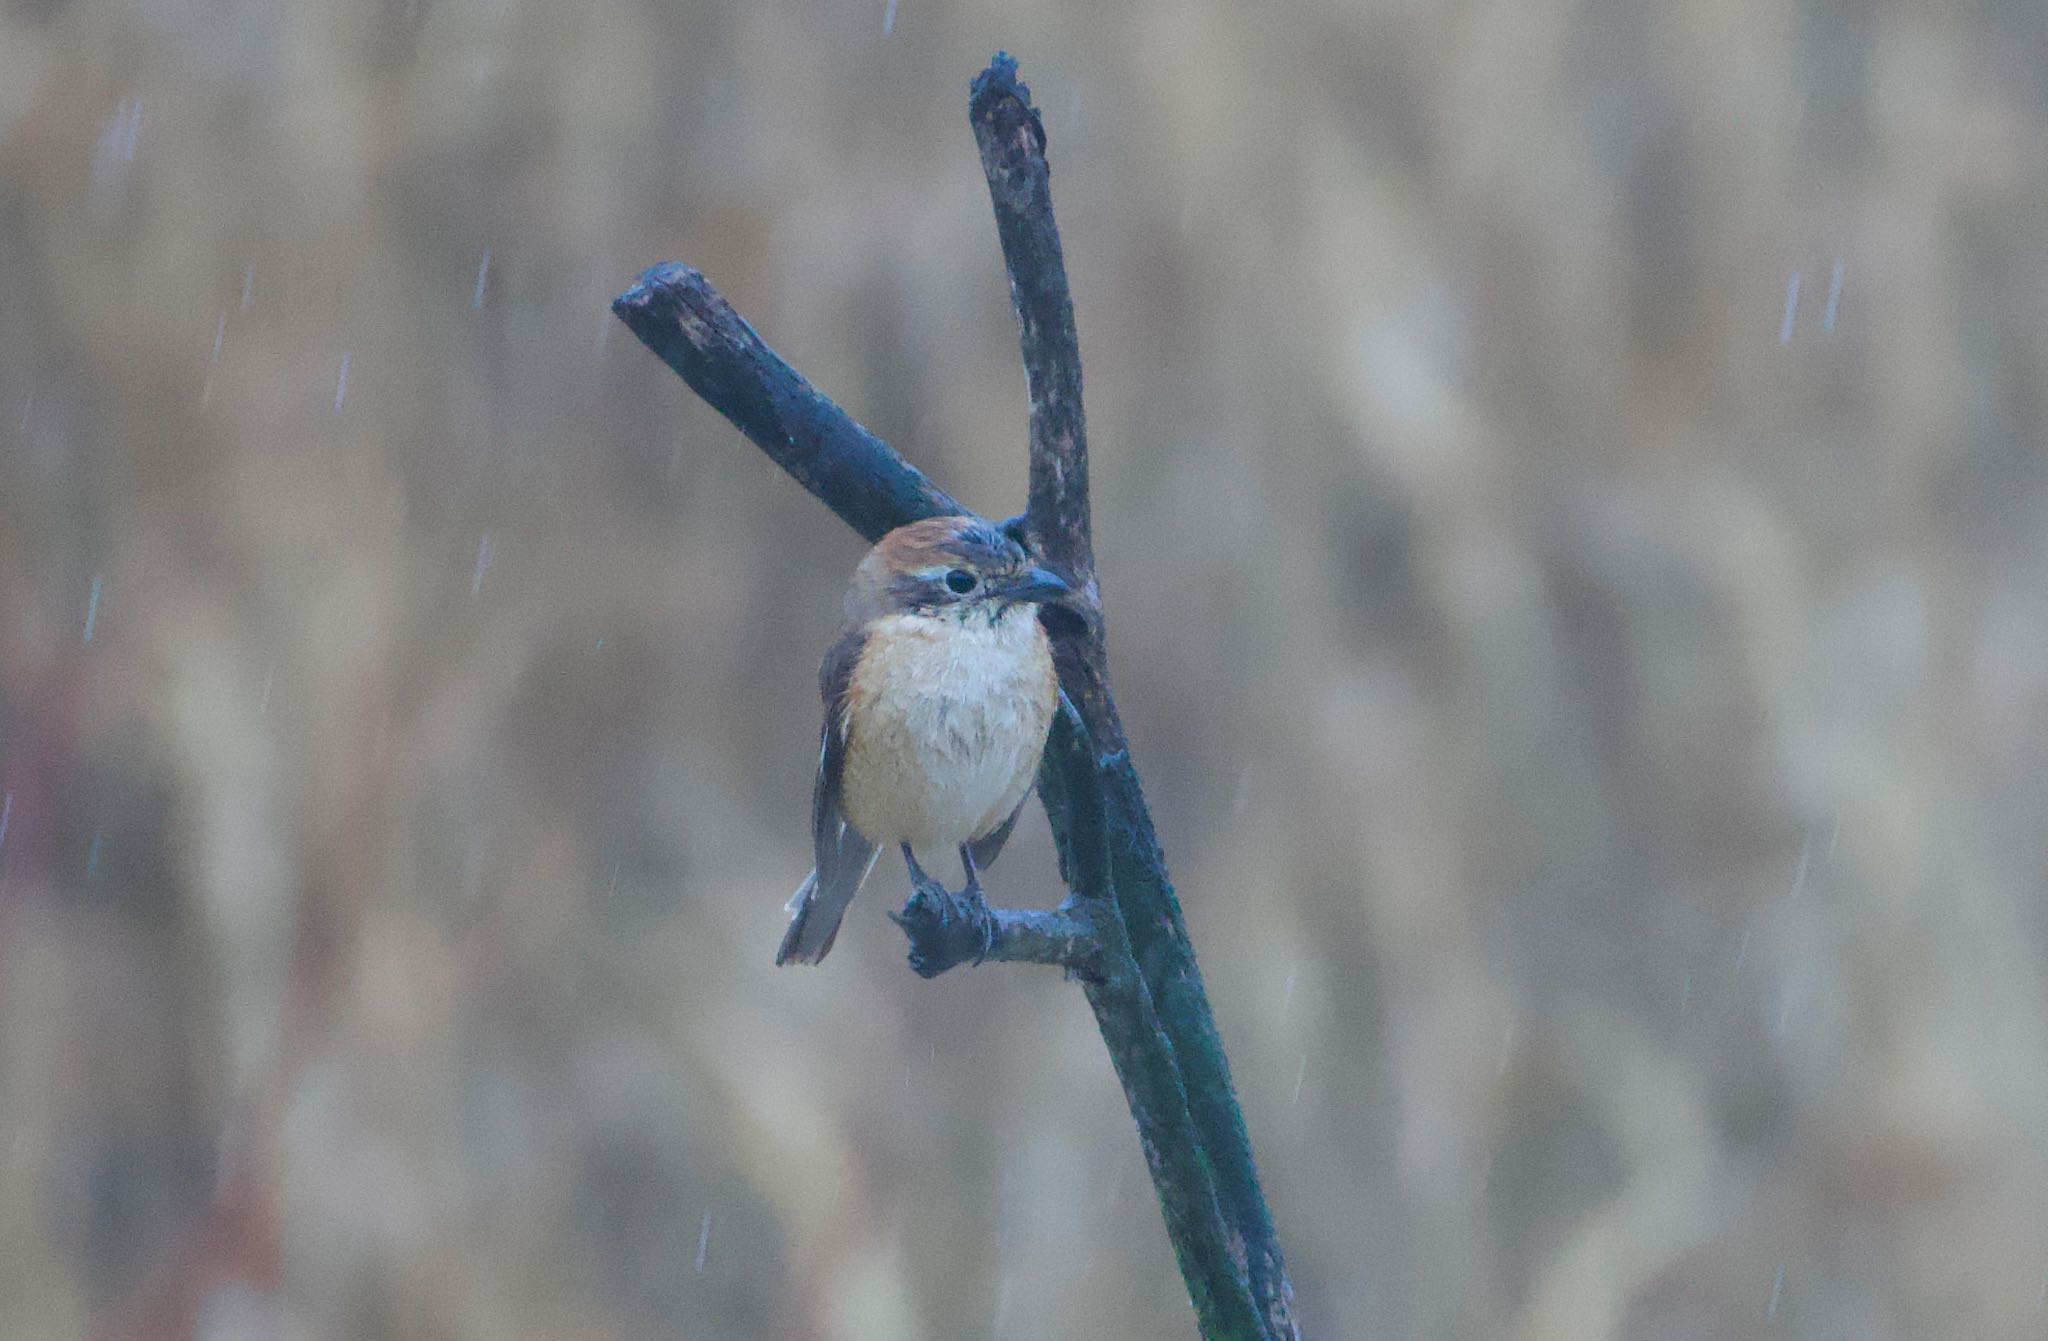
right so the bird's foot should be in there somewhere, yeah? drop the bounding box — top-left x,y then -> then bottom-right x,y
959,844 -> 993,966
889,868 -> 996,978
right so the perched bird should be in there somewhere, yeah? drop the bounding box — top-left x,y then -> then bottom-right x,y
776,515 -> 1072,965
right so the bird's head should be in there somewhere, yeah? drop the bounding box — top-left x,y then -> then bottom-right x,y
847,515 -> 1073,623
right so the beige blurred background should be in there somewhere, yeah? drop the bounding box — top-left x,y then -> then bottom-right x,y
3,0 -> 2047,1337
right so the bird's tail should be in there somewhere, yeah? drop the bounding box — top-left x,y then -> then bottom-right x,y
776,868 -> 850,965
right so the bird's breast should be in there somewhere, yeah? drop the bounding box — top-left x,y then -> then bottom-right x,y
840,607 -> 1057,855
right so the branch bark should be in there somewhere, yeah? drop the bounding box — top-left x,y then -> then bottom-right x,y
888,881 -> 1100,978
611,53 -> 1300,1340
969,53 -> 1300,1340
610,265 -> 966,543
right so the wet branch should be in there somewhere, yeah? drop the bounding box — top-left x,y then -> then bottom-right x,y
612,52 -> 1300,1341
610,264 -> 965,544
888,888 -> 1099,979
971,53 -> 1299,1339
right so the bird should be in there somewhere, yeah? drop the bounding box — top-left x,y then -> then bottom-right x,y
776,515 -> 1073,966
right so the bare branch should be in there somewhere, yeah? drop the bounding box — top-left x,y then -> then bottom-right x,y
611,264 -> 967,543
976,54 -> 1301,1340
888,894 -> 1100,979
612,54 -> 1302,1341
970,55 -> 1093,590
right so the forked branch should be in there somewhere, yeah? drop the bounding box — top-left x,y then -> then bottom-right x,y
612,53 -> 1300,1340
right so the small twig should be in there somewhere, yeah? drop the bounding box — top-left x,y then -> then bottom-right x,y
889,893 -> 1100,979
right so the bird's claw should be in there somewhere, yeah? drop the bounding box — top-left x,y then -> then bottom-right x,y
962,887 -> 993,965
890,876 -> 995,977
957,850 -> 994,964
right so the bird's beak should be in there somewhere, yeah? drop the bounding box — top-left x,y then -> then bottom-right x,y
1002,565 -> 1073,607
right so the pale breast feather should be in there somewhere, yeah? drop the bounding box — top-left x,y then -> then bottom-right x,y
840,606 -> 1056,856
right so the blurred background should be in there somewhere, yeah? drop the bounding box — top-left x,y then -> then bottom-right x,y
3,0 -> 2047,1336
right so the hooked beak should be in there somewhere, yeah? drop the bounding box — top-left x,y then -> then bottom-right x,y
1000,564 -> 1073,607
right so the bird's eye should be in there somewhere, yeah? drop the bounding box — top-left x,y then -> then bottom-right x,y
945,568 -> 978,594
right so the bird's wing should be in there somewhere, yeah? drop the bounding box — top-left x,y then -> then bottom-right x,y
775,628 -> 879,965
967,795 -> 1029,872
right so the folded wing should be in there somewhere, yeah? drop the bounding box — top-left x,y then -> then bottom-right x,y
775,630 -> 879,965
